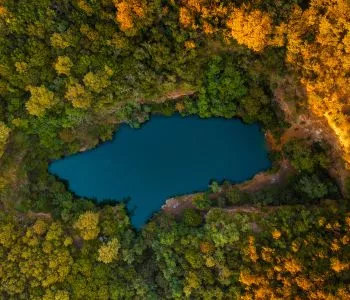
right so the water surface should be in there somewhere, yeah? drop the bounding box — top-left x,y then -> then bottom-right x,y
50,115 -> 270,228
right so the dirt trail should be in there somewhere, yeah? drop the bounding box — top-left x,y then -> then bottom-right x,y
141,89 -> 196,103
27,211 -> 52,220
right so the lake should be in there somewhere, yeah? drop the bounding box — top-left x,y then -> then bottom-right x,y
49,115 -> 271,228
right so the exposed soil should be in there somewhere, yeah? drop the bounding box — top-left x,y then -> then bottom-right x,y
162,194 -> 198,216
27,211 -> 52,220
237,159 -> 293,193
141,89 -> 196,103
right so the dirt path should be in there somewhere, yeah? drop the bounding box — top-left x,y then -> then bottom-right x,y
27,211 -> 52,220
141,89 -> 196,103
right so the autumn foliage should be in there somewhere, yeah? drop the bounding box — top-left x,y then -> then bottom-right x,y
179,0 -> 350,166
73,211 -> 100,240
25,86 -> 56,117
0,0 -> 349,298
227,7 -> 272,52
239,209 -> 350,299
0,121 -> 10,158
284,0 -> 350,167
114,0 -> 148,34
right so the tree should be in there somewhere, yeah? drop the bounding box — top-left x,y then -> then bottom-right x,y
54,56 -> 73,76
113,0 -> 151,35
209,181 -> 220,193
183,209 -> 202,227
179,7 -> 195,29
284,140 -> 320,172
73,211 -> 100,240
198,56 -> 247,118
50,33 -> 71,49
227,7 -> 272,52
83,66 -> 113,93
295,175 -> 329,200
205,219 -> 240,247
345,177 -> 350,199
65,83 -> 92,109
0,121 -> 10,158
25,86 -> 56,117
227,188 -> 243,205
284,0 -> 350,166
43,289 -> 70,300
98,238 -> 120,264
193,194 -> 211,210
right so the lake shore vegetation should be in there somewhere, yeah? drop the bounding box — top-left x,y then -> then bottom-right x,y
0,0 -> 349,298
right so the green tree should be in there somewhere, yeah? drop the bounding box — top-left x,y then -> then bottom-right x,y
183,209 -> 202,227
193,194 -> 212,210
198,56 -> 247,118
209,181 -> 221,193
295,175 -> 329,200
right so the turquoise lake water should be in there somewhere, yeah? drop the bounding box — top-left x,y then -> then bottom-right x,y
49,115 -> 271,228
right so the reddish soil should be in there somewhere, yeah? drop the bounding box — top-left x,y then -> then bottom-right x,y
237,159 -> 293,193
162,194 -> 198,216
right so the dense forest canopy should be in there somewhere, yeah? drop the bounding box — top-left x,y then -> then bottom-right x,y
0,0 -> 349,299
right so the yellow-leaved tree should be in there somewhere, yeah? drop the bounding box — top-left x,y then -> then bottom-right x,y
0,121 -> 10,158
178,0 -> 228,34
65,83 -> 92,109
97,238 -> 120,264
113,0 -> 149,35
54,56 -> 73,76
83,66 -> 113,93
227,7 -> 272,52
73,211 -> 100,240
285,0 -> 350,166
25,86 -> 56,117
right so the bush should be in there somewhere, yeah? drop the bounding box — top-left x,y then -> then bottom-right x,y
193,194 -> 212,210
183,209 -> 202,227
295,175 -> 329,200
226,188 -> 243,205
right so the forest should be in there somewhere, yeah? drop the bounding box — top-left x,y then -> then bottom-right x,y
0,0 -> 349,299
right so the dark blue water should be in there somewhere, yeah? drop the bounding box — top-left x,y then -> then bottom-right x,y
49,115 -> 270,228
